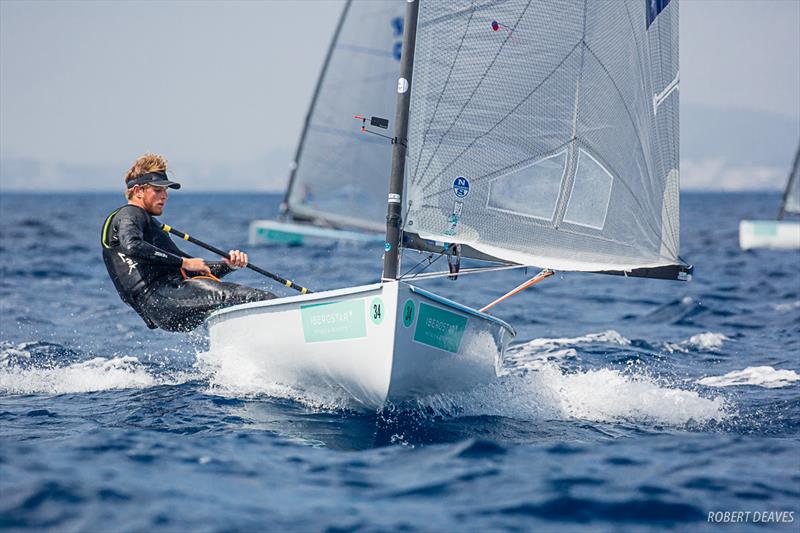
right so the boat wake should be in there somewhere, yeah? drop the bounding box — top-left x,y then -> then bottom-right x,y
197,330 -> 730,426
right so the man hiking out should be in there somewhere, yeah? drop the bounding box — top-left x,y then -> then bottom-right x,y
101,153 -> 275,331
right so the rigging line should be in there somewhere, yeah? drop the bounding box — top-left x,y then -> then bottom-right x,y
405,262 -> 528,281
415,0 -> 533,189
419,40 -> 583,194
399,250 -> 444,280
479,269 -> 554,312
410,2 -> 477,183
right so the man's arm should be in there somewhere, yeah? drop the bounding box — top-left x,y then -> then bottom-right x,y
116,208 -> 183,266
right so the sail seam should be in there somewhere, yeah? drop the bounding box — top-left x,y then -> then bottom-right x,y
417,40 -> 582,195
413,139 -> 574,203
581,43 -> 676,258
414,0 -> 534,189
411,2 -> 477,189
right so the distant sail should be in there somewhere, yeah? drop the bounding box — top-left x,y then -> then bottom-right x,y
403,0 -> 681,273
285,0 -> 404,232
780,142 -> 800,218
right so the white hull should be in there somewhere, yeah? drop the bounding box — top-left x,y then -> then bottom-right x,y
207,281 -> 515,410
248,220 -> 383,246
739,220 -> 800,250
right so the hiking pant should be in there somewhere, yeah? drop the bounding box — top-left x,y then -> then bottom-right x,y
140,277 -> 276,332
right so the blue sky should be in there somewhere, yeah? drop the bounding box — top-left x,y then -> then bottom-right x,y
1,0 -> 799,191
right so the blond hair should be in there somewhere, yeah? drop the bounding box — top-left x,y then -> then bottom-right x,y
124,153 -> 169,199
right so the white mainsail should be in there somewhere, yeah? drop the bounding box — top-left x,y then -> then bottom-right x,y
403,0 -> 682,274
283,0 -> 404,232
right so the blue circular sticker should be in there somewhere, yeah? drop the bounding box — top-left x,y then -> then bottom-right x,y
453,176 -> 470,198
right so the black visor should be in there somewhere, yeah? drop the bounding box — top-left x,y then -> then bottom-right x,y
126,172 -> 181,190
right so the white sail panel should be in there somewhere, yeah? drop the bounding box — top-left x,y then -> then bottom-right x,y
287,0 -> 404,231
404,0 -> 681,272
782,143 -> 800,216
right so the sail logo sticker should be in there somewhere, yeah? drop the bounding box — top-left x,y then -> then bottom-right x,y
392,17 -> 403,61
453,176 -> 470,198
444,201 -> 463,236
646,0 -> 672,29
397,78 -> 409,94
300,299 -> 367,343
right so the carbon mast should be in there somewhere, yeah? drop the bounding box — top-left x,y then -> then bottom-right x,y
382,0 -> 419,280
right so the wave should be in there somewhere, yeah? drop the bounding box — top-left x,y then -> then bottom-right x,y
0,341 -> 194,395
665,332 -> 730,353
774,301 -> 800,313
698,366 -> 800,389
411,362 -> 728,426
513,330 -> 632,350
0,356 -> 157,395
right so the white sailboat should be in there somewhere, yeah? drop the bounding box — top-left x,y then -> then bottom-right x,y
213,0 -> 690,410
739,142 -> 800,250
250,0 -> 404,245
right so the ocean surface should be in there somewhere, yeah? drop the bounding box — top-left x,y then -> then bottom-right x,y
1,191 -> 798,532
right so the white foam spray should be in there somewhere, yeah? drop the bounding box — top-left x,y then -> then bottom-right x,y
413,341 -> 728,425
664,331 -> 730,353
0,342 -> 193,395
196,348 -> 354,412
698,366 -> 800,389
0,356 -> 157,395
197,330 -> 728,425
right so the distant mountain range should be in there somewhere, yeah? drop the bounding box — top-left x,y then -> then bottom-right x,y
1,104 -> 798,192
0,148 -> 295,193
681,103 -> 800,190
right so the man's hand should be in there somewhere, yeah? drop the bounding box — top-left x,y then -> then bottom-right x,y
224,250 -> 248,269
182,257 -> 211,275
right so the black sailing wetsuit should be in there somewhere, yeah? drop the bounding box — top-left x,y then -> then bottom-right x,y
101,205 -> 275,332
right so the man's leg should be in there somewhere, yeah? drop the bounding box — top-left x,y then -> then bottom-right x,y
143,279 -> 276,332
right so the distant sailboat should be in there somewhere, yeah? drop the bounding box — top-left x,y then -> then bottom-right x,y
739,142 -> 800,250
214,0 -> 691,410
249,0 -> 404,245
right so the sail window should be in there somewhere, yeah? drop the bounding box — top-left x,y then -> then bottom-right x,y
563,149 -> 614,230
487,151 -> 567,222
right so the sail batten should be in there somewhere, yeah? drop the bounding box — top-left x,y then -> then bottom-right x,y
404,0 -> 681,275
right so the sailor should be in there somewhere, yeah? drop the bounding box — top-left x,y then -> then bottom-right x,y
101,154 -> 275,331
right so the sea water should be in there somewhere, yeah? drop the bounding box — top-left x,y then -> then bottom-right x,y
1,192 -> 798,531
